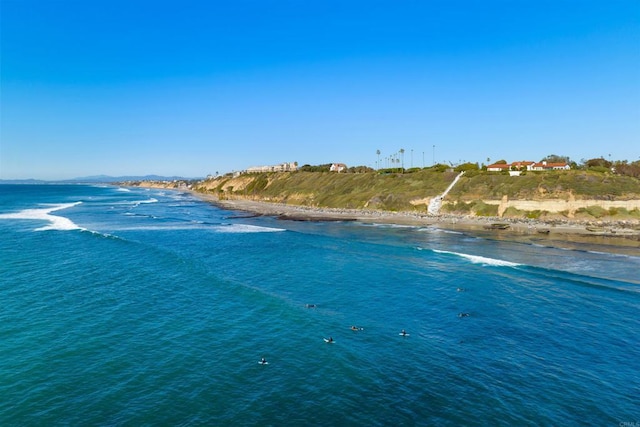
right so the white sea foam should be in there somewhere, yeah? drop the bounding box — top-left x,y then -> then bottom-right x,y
116,187 -> 131,192
585,250 -> 636,260
441,229 -> 463,235
107,225 -> 194,231
415,226 -> 436,232
433,249 -> 520,267
112,198 -> 160,208
360,222 -> 418,230
131,198 -> 159,207
0,202 -> 84,231
213,224 -> 285,233
383,224 -> 416,229
102,223 -> 285,233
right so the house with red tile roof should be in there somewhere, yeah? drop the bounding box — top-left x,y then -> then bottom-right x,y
510,161 -> 536,170
486,163 -> 510,172
487,160 -> 570,172
530,161 -> 571,171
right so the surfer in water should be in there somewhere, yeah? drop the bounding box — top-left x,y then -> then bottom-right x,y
260,357 -> 267,364
328,337 -> 334,343
458,312 -> 470,318
400,329 -> 407,336
351,325 -> 360,331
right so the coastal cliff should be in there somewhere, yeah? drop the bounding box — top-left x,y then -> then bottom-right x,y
185,170 -> 640,223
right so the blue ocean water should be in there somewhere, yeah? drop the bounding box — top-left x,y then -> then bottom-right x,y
1,184 -> 638,426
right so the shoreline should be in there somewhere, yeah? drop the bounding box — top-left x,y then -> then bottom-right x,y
190,192 -> 640,257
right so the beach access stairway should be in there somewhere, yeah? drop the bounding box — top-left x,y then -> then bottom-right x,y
427,171 -> 465,215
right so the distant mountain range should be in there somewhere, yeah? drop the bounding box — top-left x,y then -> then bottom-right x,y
0,175 -> 201,184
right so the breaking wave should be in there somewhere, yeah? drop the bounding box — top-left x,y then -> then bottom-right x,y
0,202 -> 83,231
432,249 -> 521,267
213,224 -> 285,233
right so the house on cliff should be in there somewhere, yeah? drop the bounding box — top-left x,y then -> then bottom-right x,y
487,163 -> 510,172
530,161 -> 570,171
330,163 -> 347,172
487,160 -> 570,173
246,162 -> 298,173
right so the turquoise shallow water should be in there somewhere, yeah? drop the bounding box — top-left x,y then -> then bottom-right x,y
1,184 -> 639,426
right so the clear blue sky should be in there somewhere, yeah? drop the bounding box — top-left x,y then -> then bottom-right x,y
1,0 -> 639,180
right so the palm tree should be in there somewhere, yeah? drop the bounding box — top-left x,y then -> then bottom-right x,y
399,148 -> 405,172
376,150 -> 381,171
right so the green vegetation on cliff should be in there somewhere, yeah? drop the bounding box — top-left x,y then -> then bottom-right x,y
447,170 -> 640,200
195,170 -> 458,210
192,169 -> 640,220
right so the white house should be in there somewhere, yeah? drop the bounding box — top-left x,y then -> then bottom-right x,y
330,163 -> 347,172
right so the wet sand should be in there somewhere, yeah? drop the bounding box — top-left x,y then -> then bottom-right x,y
192,193 -> 640,257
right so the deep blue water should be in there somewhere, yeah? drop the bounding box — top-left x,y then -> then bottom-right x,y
1,184 -> 638,426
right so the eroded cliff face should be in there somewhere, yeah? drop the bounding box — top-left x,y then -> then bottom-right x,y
481,196 -> 640,218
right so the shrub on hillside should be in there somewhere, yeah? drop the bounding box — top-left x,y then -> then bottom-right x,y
443,201 -> 472,214
502,207 -> 524,218
587,166 -> 610,174
472,201 -> 499,217
431,164 -> 450,173
576,205 -> 608,219
525,210 -> 545,219
606,207 -> 640,219
298,164 -> 331,172
454,162 -> 480,173
460,169 -> 482,178
245,175 -> 269,193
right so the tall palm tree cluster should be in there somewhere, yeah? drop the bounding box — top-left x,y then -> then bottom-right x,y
375,148 -> 405,172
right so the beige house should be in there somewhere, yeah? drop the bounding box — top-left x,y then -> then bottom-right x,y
246,162 -> 298,173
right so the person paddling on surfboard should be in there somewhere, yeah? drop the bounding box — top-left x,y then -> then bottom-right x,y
328,337 -> 334,343
260,357 -> 267,364
400,329 -> 407,336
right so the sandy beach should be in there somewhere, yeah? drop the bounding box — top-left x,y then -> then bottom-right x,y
191,193 -> 640,256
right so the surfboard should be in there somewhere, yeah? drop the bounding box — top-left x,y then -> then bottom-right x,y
323,338 -> 334,343
258,361 -> 269,365
399,333 -> 410,336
